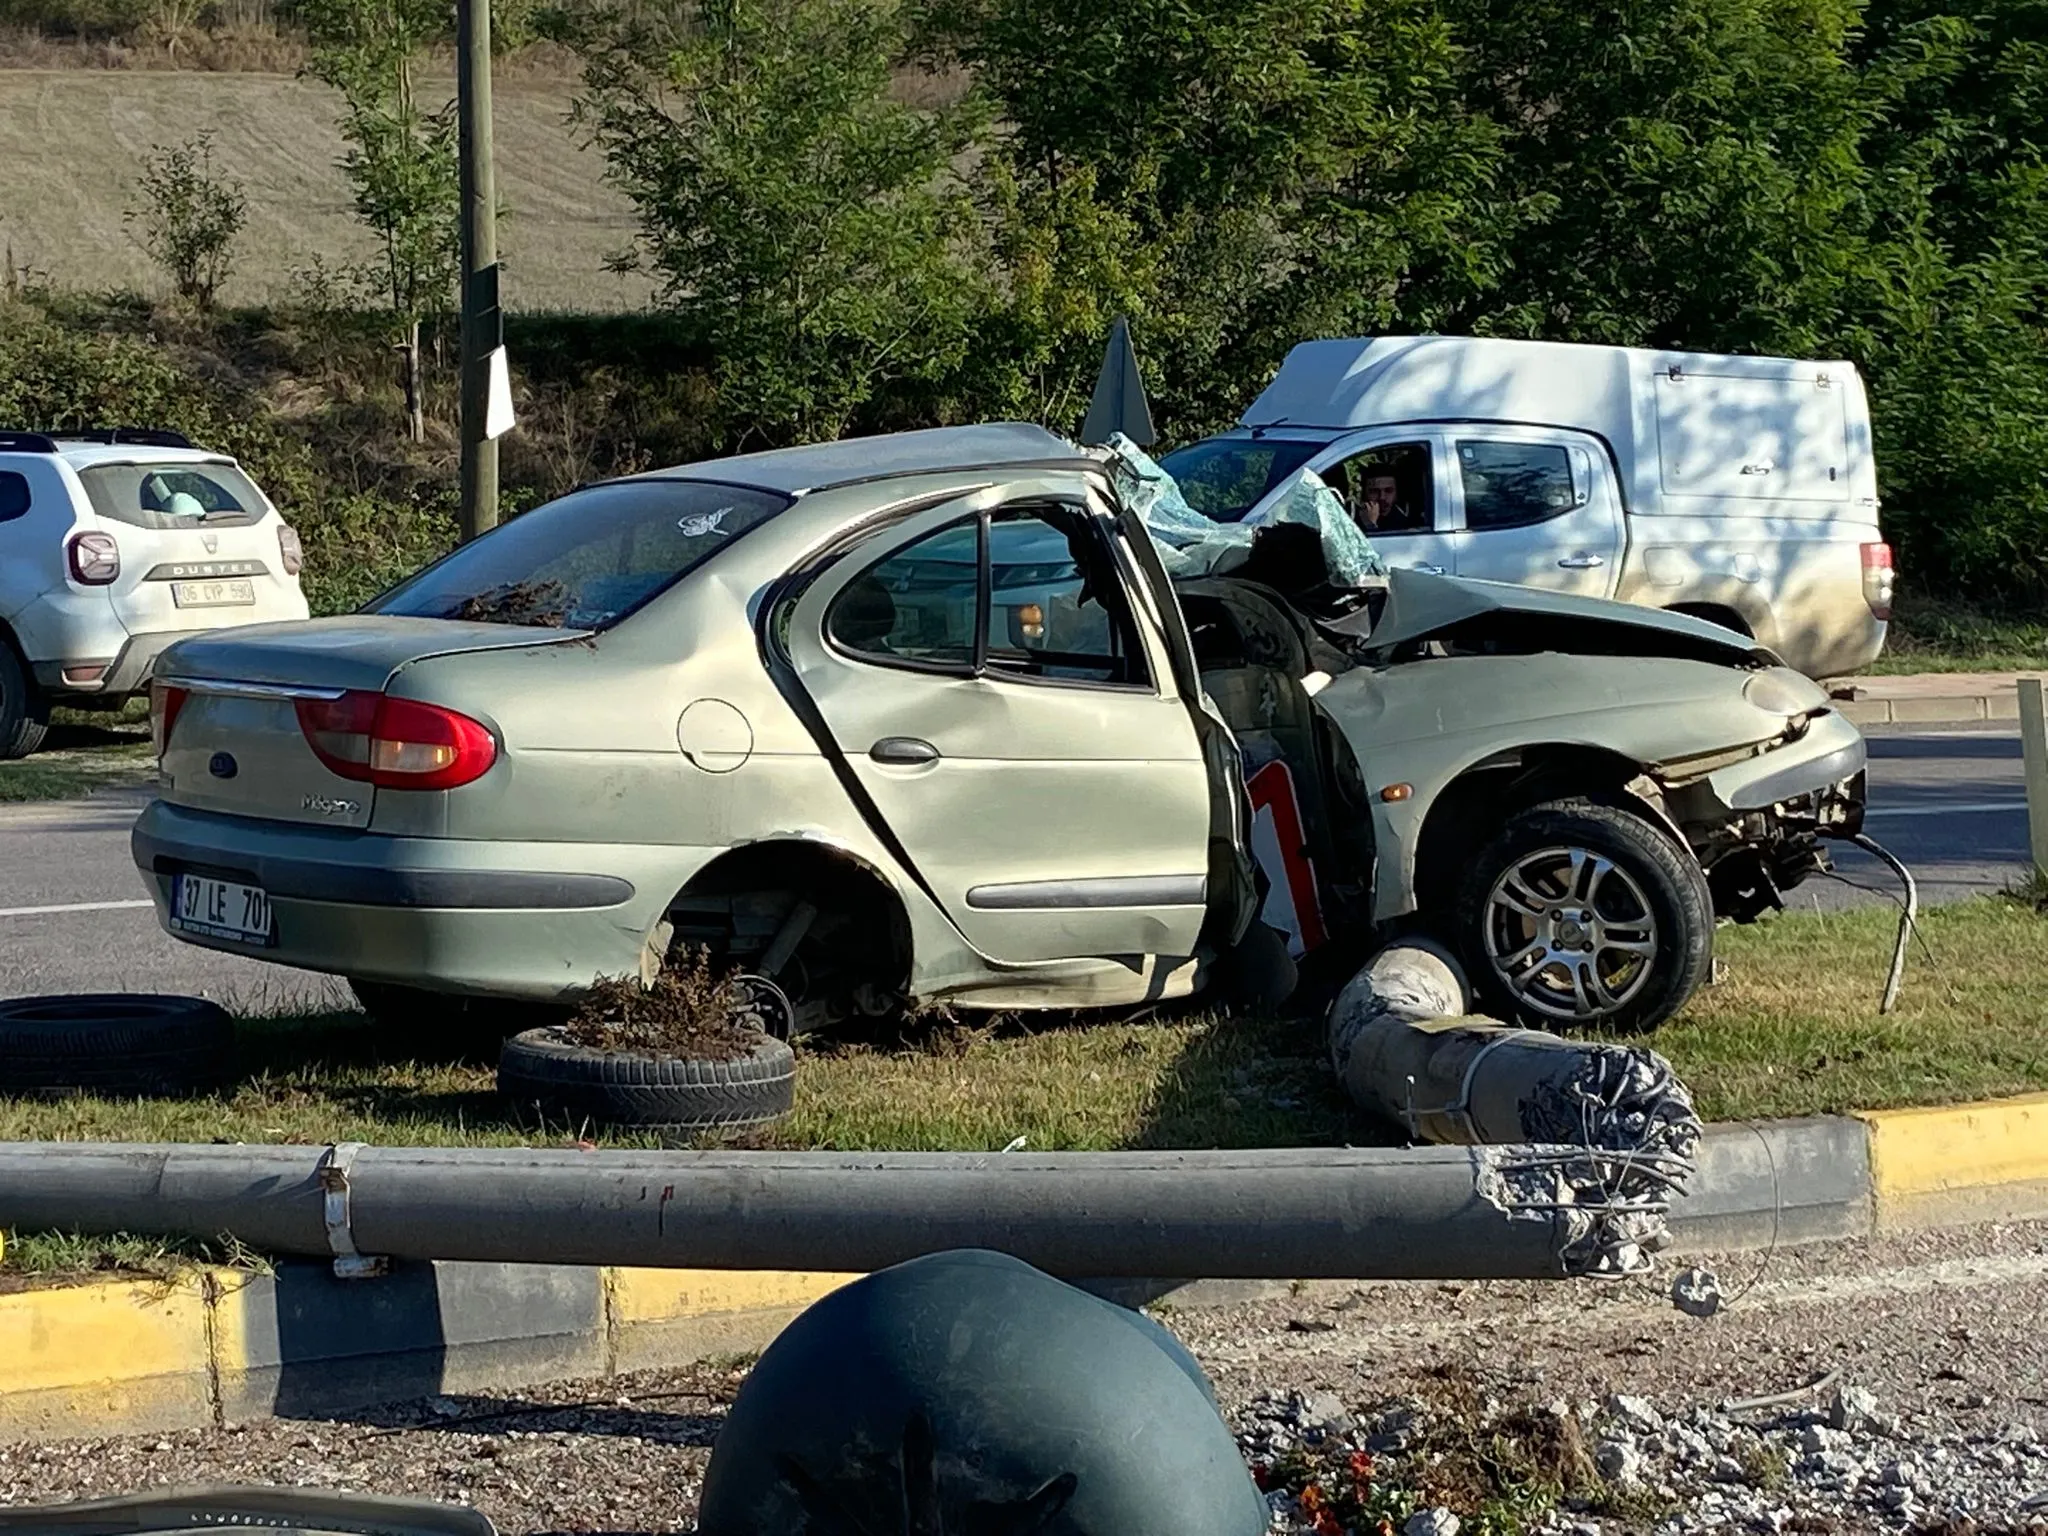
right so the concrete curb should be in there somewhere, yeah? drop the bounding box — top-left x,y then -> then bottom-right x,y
4,1094 -> 2046,1443
1828,671 -> 2042,727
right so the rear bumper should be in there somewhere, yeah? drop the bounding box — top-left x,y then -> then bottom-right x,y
132,800 -> 718,1000
34,628 -> 237,697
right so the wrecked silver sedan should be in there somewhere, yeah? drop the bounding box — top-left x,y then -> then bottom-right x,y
136,423 -> 1863,1035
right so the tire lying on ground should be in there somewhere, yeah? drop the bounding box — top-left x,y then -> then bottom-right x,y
0,994 -> 235,1097
498,1027 -> 796,1138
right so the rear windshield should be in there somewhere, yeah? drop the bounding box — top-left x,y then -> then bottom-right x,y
367,478 -> 791,630
76,460 -> 268,530
1156,437 -> 1322,522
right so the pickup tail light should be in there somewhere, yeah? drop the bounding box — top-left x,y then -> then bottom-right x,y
295,691 -> 498,791
68,532 -> 120,585
278,524 -> 304,576
149,681 -> 189,758
1860,542 -> 1894,621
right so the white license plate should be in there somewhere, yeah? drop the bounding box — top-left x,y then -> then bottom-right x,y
171,874 -> 274,946
171,579 -> 256,608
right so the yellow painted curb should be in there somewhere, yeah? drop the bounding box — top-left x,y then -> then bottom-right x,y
606,1266 -> 857,1324
1858,1092 -> 2048,1228
0,1271 -> 219,1440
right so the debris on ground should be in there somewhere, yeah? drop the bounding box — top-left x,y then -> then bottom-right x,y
561,953 -> 762,1059
1669,1267 -> 1722,1318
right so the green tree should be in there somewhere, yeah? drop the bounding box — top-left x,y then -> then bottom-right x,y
561,0 -> 985,445
916,0 -> 1513,436
127,132 -> 248,310
1846,0 -> 2048,598
299,0 -> 460,443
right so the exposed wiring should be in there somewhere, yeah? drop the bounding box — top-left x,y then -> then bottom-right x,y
1849,832 -> 1917,1014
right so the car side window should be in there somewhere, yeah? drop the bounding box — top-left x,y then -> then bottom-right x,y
0,471 -> 29,523
827,518 -> 980,672
985,506 -> 1149,688
825,505 -> 1150,688
1319,441 -> 1434,535
1459,441 -> 1578,530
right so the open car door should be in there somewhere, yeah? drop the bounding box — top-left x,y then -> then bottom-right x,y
783,479 -> 1218,966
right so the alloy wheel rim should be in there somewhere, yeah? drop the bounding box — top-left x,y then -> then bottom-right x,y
1481,844 -> 1659,1021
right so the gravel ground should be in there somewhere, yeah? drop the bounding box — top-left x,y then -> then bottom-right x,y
2,1221 -> 2045,1535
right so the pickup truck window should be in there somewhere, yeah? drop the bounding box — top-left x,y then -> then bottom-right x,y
1321,442 -> 1434,534
1459,441 -> 1577,530
1156,439 -> 1320,522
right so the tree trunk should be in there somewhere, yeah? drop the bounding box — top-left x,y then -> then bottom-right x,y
403,317 -> 425,445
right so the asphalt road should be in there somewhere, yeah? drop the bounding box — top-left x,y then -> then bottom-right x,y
0,724 -> 2035,1004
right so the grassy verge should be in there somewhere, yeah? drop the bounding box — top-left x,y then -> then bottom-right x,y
1865,591 -> 2048,675
0,706 -> 155,804
3,895 -> 2043,1279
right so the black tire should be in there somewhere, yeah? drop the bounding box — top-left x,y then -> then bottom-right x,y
0,994 -> 234,1097
0,645 -> 50,761
1454,798 -> 1712,1033
349,979 -> 570,1041
499,1026 -> 795,1137
1208,920 -> 1299,1008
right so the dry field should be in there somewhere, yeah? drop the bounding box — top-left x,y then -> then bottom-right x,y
0,67 -> 658,310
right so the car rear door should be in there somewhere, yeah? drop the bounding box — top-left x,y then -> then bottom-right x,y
1444,429 -> 1624,596
783,483 -> 1214,965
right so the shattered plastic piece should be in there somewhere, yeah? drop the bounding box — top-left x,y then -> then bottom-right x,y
1671,1265 -> 1723,1317
1101,433 -> 1387,587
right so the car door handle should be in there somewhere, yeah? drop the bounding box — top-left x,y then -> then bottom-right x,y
1557,554 -> 1606,569
870,737 -> 941,765
1410,563 -> 1448,576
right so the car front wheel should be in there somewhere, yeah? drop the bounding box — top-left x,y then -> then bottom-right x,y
1454,798 -> 1712,1033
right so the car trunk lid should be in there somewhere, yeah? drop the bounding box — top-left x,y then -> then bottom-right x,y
155,616 -> 583,827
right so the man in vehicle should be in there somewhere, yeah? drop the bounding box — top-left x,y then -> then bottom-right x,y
1356,469 -> 1415,531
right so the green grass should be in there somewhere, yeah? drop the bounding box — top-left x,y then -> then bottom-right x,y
1864,591 -> 2048,675
0,1230 -> 269,1290
3,895 -> 2044,1281
0,706 -> 155,804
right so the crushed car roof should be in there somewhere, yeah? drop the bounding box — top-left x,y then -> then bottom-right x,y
638,423 -> 1085,496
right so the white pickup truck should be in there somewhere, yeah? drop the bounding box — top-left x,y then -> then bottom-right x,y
1160,335 -> 1894,679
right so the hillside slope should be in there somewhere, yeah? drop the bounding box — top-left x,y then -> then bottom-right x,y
0,68 -> 657,310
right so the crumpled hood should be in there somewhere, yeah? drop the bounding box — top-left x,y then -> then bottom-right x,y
1331,568 -> 1776,666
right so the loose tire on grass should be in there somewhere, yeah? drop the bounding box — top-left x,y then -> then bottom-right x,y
0,994 -> 234,1096
0,645 -> 50,761
499,1026 -> 795,1137
1455,798 -> 1713,1034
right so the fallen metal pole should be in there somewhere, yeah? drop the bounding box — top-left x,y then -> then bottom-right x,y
1327,940 -> 1701,1276
0,1141 -> 1653,1281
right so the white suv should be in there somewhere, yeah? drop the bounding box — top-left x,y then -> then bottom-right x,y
0,429 -> 311,758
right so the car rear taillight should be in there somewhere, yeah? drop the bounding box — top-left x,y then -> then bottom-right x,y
294,691 -> 498,791
68,532 -> 120,585
1861,542 -> 1894,621
278,524 -> 304,576
149,681 -> 189,757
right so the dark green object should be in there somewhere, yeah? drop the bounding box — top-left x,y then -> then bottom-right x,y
696,1249 -> 1268,1536
1080,316 -> 1156,448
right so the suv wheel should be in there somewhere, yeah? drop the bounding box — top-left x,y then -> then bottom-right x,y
1454,798 -> 1712,1033
0,646 -> 50,760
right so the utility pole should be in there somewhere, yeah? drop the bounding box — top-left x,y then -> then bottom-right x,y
456,0 -> 501,541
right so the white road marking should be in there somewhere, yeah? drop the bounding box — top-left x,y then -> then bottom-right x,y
0,898 -> 154,919
1863,800 -> 2030,819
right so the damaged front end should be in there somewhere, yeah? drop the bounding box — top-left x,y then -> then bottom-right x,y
1654,707 -> 1867,923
